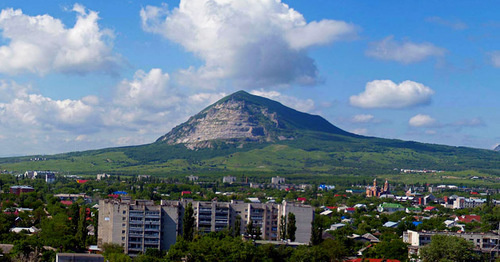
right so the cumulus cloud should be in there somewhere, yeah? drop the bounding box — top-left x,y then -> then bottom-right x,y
0,4 -> 119,75
250,89 -> 315,112
350,80 -> 434,109
489,51 -> 500,68
0,72 -> 235,155
366,36 -> 446,64
0,81 -> 100,132
140,0 -> 357,88
425,17 -> 468,30
409,114 -> 437,127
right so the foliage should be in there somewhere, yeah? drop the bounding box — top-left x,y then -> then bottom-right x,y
182,202 -> 195,241
419,235 -> 480,262
286,212 -> 297,242
364,239 -> 408,261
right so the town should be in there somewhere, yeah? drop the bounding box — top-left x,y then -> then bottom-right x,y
0,171 -> 498,261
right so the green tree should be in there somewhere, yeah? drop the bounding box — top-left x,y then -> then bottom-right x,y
75,206 -> 88,249
182,202 -> 195,241
310,211 -> 328,245
364,239 -> 408,261
233,215 -> 241,237
419,235 -> 479,262
279,215 -> 286,240
286,212 -> 297,242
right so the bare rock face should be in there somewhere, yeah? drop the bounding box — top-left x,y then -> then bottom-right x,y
158,99 -> 277,148
156,90 -> 352,149
495,144 -> 500,152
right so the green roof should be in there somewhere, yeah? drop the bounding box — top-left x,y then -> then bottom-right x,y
380,203 -> 404,208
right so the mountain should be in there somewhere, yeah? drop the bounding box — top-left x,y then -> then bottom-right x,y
0,90 -> 499,178
156,90 -> 355,149
495,145 -> 500,152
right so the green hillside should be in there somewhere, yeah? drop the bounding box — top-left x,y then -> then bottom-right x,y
0,91 -> 498,181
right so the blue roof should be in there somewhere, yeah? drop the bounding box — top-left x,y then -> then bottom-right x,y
412,221 -> 423,226
113,191 -> 128,195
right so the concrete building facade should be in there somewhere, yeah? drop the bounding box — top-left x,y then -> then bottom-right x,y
403,230 -> 499,261
98,199 -> 313,254
98,199 -> 180,255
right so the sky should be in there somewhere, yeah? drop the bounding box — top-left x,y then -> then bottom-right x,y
0,0 -> 498,156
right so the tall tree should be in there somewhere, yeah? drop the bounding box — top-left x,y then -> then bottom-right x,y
182,202 -> 195,241
419,235 -> 479,262
310,211 -> 326,245
246,220 -> 255,238
76,206 -> 88,249
233,215 -> 241,237
286,212 -> 297,242
279,215 -> 286,240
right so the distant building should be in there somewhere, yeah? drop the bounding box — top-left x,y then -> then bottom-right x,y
54,193 -> 91,203
403,230 -> 499,260
318,184 -> 335,191
271,176 -> 285,184
222,175 -> 237,184
56,253 -> 104,262
453,197 -> 487,209
24,171 -> 56,183
187,175 -> 199,182
377,203 -> 405,213
10,186 -> 34,195
366,179 -> 390,197
96,173 -> 110,180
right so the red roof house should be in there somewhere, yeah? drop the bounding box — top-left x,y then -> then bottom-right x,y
424,206 -> 437,212
456,215 -> 481,223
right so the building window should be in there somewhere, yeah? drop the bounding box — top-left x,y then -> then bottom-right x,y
122,230 -> 125,234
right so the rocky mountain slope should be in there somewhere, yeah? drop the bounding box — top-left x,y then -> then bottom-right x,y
157,91 -> 354,149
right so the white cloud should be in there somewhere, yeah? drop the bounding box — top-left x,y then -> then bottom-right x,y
409,114 -> 437,127
0,75 -> 235,155
250,89 -> 315,112
426,17 -> 468,30
351,114 -> 374,123
366,36 -> 446,64
351,128 -> 368,135
350,80 -> 434,109
489,51 -> 500,68
141,0 -> 357,88
0,83 -> 99,132
0,4 -> 118,75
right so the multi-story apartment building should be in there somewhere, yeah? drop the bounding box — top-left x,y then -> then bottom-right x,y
403,230 -> 499,261
98,198 -> 313,254
98,199 -> 180,256
452,197 -> 487,209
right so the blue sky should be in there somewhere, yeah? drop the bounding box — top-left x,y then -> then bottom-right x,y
0,0 -> 498,156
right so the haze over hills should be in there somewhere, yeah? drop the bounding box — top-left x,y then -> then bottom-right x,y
0,91 -> 498,176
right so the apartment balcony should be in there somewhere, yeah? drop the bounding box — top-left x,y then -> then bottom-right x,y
198,215 -> 212,219
129,212 -> 144,218
199,220 -> 212,225
250,216 -> 263,220
199,208 -> 212,212
215,220 -> 228,225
